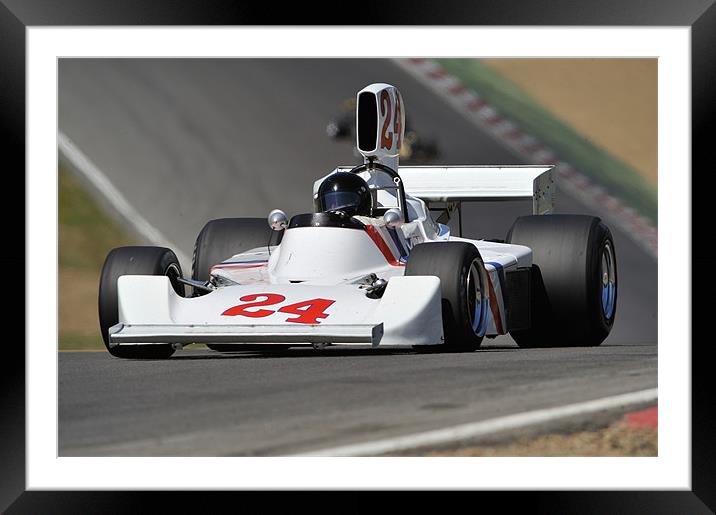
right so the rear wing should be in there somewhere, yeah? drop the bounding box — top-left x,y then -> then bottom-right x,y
323,165 -> 555,215
397,165 -> 555,215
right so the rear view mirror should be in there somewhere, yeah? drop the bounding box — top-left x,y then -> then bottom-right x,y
384,208 -> 404,229
268,209 -> 288,231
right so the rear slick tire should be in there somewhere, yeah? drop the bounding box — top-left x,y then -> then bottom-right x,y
191,218 -> 281,289
191,218 -> 283,352
506,215 -> 617,348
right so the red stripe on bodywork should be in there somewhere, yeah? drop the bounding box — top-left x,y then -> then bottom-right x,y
486,272 -> 504,334
364,225 -> 405,267
211,264 -> 266,271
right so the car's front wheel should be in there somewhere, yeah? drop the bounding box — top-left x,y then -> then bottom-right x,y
98,246 -> 185,359
406,242 -> 489,351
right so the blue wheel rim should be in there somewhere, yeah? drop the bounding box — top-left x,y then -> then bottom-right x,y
467,260 -> 488,337
600,242 -> 616,320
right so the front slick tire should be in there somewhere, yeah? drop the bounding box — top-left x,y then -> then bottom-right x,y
406,242 -> 489,352
506,215 -> 617,348
98,246 -> 185,359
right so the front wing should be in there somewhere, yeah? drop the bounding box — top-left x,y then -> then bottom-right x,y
109,275 -> 444,348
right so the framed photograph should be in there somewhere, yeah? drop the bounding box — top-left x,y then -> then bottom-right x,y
4,0 -> 712,510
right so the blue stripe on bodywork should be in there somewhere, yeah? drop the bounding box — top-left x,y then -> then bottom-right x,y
387,227 -> 410,261
218,259 -> 269,265
484,261 -> 506,293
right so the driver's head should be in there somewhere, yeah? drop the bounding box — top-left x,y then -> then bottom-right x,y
316,172 -> 372,217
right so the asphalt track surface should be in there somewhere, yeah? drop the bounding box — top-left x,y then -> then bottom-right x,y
58,59 -> 657,456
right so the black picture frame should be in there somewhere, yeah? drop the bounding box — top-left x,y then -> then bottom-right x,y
4,0 -> 713,511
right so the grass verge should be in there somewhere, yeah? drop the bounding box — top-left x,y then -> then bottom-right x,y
59,165 -> 135,350
436,59 -> 658,224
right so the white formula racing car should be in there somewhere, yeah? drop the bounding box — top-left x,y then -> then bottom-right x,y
99,83 -> 617,359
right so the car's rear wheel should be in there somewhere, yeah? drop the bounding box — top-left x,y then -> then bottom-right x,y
192,218 -> 282,287
191,217 -> 284,351
405,242 -> 489,351
98,246 -> 185,359
506,215 -> 617,347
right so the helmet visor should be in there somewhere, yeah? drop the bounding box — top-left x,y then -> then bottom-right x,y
322,191 -> 363,212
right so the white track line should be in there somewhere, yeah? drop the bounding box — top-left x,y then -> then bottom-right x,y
392,58 -> 657,260
295,388 -> 658,456
58,131 -> 190,266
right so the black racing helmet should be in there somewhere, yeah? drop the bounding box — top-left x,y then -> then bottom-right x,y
316,172 -> 372,217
